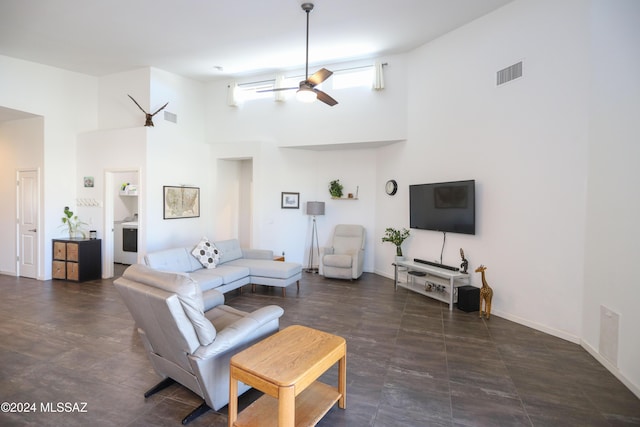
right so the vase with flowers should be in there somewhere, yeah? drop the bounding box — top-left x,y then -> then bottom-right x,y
61,206 -> 87,239
382,227 -> 410,260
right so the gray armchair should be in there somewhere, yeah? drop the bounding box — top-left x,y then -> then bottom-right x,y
319,224 -> 366,280
113,264 -> 283,424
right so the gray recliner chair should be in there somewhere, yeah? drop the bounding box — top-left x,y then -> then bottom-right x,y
319,224 -> 366,280
113,264 -> 284,424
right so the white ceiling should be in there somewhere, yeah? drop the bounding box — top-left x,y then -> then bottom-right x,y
0,0 -> 513,82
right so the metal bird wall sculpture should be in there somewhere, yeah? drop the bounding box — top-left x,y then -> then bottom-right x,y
127,94 -> 168,127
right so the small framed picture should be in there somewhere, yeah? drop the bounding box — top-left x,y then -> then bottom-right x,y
84,176 -> 94,188
281,192 -> 300,209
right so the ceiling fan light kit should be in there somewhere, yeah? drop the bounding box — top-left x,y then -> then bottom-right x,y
296,87 -> 317,103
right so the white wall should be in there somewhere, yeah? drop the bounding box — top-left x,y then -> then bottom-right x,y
76,127 -> 147,265
205,1 -> 593,346
144,69 -> 209,251
0,55 -> 98,279
150,68 -> 206,145
0,116 -> 44,276
209,142 -> 316,264
205,56 -> 407,267
77,126 -> 213,261
86,67 -> 210,258
145,133 -> 213,251
582,0 -> 640,396
206,56 -> 408,147
207,139 -> 379,269
373,0 -> 590,342
238,159 -> 253,248
98,68 -> 151,129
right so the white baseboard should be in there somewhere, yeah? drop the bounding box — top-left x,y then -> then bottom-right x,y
581,340 -> 640,399
373,270 -> 640,399
375,269 -> 394,281
377,269 -> 579,342
490,309 -> 580,344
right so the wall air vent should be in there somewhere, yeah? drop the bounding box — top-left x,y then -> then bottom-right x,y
164,111 -> 177,124
496,61 -> 523,86
599,305 -> 619,367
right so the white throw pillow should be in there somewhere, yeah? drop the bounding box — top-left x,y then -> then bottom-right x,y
191,237 -> 220,269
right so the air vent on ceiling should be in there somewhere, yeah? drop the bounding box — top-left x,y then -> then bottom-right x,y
164,111 -> 177,124
496,61 -> 523,86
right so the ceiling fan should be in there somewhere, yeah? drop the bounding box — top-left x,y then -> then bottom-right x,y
260,2 -> 338,106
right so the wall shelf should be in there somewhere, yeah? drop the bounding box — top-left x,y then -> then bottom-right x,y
119,184 -> 138,196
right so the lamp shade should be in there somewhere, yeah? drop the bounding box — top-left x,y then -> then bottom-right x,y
306,201 -> 325,216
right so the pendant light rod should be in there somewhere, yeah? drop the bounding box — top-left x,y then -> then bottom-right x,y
301,3 -> 314,81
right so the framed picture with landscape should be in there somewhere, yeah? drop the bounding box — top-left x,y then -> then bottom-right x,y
163,186 -> 200,219
281,192 -> 300,209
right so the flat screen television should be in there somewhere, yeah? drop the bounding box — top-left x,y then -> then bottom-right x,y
409,180 -> 475,235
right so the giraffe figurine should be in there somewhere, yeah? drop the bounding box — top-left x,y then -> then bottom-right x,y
475,265 -> 493,319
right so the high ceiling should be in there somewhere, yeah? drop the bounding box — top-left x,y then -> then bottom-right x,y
0,0 -> 513,82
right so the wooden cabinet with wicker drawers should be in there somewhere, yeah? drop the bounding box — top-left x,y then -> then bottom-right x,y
52,239 -> 102,282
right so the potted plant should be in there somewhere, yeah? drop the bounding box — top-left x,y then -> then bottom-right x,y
382,227 -> 410,259
329,179 -> 344,198
61,206 -> 87,238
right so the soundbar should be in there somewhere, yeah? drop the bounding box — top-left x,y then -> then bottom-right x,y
414,258 -> 460,272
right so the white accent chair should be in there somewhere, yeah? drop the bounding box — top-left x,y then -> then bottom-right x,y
319,224 -> 366,280
113,264 -> 283,424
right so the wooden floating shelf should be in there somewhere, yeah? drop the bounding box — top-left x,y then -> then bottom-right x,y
331,197 -> 358,200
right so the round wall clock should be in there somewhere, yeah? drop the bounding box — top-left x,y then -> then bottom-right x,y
385,179 -> 398,196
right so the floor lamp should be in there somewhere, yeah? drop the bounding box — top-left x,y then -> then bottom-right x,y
305,201 -> 325,273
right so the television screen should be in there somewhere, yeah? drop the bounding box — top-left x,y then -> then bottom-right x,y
409,180 -> 475,235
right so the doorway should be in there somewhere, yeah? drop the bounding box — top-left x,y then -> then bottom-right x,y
104,169 -> 140,278
215,158 -> 253,246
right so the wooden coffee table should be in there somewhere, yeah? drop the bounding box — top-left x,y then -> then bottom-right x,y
228,325 -> 346,427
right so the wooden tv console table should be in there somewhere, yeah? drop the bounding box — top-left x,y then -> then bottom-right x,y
394,260 -> 471,311
228,325 -> 346,427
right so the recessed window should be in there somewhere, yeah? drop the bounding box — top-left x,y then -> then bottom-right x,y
332,67 -> 373,90
235,64 -> 375,104
238,80 -> 275,102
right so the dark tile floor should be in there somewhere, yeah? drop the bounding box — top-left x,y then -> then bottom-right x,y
0,266 -> 638,426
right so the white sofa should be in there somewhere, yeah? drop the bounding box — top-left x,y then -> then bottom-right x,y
144,239 -> 302,298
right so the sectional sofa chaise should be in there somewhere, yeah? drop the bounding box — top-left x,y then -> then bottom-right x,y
144,238 -> 302,301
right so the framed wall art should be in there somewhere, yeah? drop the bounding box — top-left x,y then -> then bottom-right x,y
163,186 -> 200,219
83,176 -> 94,188
281,192 -> 300,209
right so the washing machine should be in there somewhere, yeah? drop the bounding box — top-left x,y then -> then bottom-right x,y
114,221 -> 138,264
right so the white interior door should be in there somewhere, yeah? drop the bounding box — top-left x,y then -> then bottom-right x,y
103,172 -> 115,278
17,169 -> 39,278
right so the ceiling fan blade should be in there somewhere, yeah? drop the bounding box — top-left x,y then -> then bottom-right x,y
256,86 -> 297,93
308,68 -> 333,86
314,89 -> 338,106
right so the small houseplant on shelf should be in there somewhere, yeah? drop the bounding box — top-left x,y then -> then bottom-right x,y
329,179 -> 344,199
61,206 -> 87,239
382,227 -> 410,260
